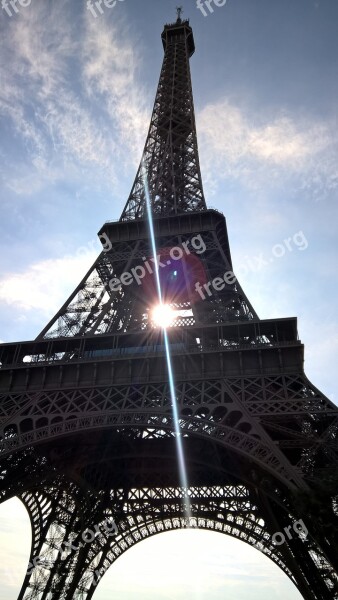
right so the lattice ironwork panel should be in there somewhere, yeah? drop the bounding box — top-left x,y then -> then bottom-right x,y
13,483 -> 338,600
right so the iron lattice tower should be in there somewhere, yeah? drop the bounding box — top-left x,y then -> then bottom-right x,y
1,13 -> 338,600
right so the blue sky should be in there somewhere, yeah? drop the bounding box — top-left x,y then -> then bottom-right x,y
0,0 -> 337,598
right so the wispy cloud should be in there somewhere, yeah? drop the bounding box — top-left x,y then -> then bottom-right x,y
81,8 -> 150,160
197,99 -> 338,200
0,0 -> 149,196
0,251 -> 96,313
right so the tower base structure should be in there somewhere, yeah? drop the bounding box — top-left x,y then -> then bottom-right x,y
1,210 -> 338,599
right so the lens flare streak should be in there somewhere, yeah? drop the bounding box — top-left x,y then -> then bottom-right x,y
141,162 -> 192,523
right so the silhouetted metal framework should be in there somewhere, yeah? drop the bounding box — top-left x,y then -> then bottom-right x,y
120,16 -> 206,220
0,12 -> 338,600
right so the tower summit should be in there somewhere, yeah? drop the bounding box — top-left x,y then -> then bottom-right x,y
0,14 -> 338,600
120,11 -> 204,220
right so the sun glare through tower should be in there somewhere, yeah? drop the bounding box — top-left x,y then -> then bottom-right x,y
151,303 -> 175,329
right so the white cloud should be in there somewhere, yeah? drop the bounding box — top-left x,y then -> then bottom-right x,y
96,530 -> 302,600
0,251 -> 96,313
0,499 -> 31,597
0,1 -> 72,160
197,100 -> 338,199
81,10 -> 150,162
0,0 -> 150,195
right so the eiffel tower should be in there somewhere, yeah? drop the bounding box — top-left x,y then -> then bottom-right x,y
1,10 -> 338,600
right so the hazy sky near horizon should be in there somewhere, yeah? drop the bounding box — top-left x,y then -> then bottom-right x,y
0,0 -> 337,598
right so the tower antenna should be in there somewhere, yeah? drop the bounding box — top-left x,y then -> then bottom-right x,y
176,5 -> 183,22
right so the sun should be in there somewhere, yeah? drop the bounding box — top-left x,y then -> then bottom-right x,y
151,304 -> 175,328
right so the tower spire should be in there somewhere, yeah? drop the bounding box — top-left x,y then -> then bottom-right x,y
120,16 -> 206,221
